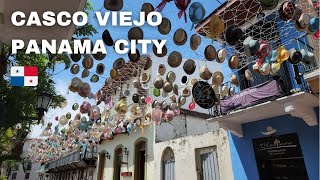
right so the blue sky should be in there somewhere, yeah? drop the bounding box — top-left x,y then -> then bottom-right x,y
31,0 -> 232,137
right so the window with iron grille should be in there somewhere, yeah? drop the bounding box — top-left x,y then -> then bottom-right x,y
195,147 -> 220,180
162,147 -> 175,180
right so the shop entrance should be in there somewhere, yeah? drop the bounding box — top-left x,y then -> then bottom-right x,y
253,133 -> 309,180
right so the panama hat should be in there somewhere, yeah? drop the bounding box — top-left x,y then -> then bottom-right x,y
141,3 -> 154,20
252,62 -> 261,74
259,0 -> 279,10
178,96 -> 186,106
113,58 -> 125,70
144,56 -> 152,70
163,81 -> 173,93
110,69 -> 118,79
70,54 -> 81,62
173,84 -> 179,96
82,55 -> 93,69
152,100 -> 160,109
243,36 -> 259,57
96,63 -> 105,75
102,29 -> 114,46
190,78 -> 198,86
128,27 -> 144,41
104,0 -> 123,11
92,52 -> 106,61
173,28 -> 187,46
153,40 -> 167,57
204,45 -> 217,61
158,64 -> 166,75
115,99 -> 128,114
81,69 -> 89,78
90,74 -> 99,83
166,71 -> 176,83
105,77 -> 113,88
170,95 -> 177,103
229,87 -> 235,97
212,71 -> 224,86
270,63 -> 280,75
162,90 -> 168,98
212,84 -> 219,95
301,49 -> 315,66
245,69 -> 253,81
181,75 -> 189,85
225,25 -> 243,46
276,46 -> 289,64
161,101 -> 168,110
216,49 -> 227,63
306,17 -> 320,35
221,85 -> 228,97
140,73 -> 151,84
158,17 -> 171,35
259,63 -> 271,76
294,14 -> 310,32
70,64 -> 80,74
181,87 -> 191,97
183,59 -> 196,75
207,15 -> 224,39
288,48 -> 302,64
190,34 -> 201,51
69,77 -> 83,92
228,55 -> 239,69
261,126 -> 277,136
154,76 -> 164,89
128,49 -> 140,62
199,66 -> 212,80
230,74 -> 239,86
169,102 -> 177,111
279,1 -> 295,22
168,51 -> 182,68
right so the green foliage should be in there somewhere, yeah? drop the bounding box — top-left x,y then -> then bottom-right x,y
0,175 -> 7,180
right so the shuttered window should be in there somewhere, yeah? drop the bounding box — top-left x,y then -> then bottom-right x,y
162,147 -> 175,180
196,147 -> 220,180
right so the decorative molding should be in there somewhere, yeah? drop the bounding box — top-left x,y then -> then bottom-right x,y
284,102 -> 318,126
218,121 -> 243,137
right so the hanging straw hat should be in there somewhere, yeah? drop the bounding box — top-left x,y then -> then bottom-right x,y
158,64 -> 166,75
173,28 -> 187,46
199,66 -> 212,80
212,71 -> 224,86
92,52 -> 106,61
90,75 -> 99,83
128,49 -> 140,62
183,59 -> 196,75
154,76 -> 164,89
190,78 -> 198,86
294,14 -> 310,32
81,69 -> 89,78
110,69 -> 118,79
279,1 -> 295,22
243,36 -> 259,57
270,63 -> 280,75
70,64 -> 80,74
190,34 -> 201,51
161,101 -> 168,111
163,81 -> 173,93
204,45 -> 217,61
173,84 -> 179,96
158,17 -> 171,35
141,3 -> 154,20
225,25 -> 243,46
207,15 -> 224,40
228,55 -> 239,69
113,58 -> 125,70
221,85 -> 228,97
115,99 -> 128,115
140,73 -> 151,84
229,87 -> 235,97
82,55 -> 93,69
259,0 -> 279,10
252,62 -> 261,74
96,63 -> 105,75
170,95 -> 177,103
181,87 -> 191,97
153,40 -> 167,57
162,90 -> 168,98
216,49 -> 227,63
69,77 -> 83,92
181,75 -> 189,86
144,56 -> 152,70
230,74 -> 239,86
245,69 -> 253,81
288,48 -> 302,64
166,71 -> 176,83
153,88 -> 161,97
178,96 -> 186,106
276,46 -> 289,64
168,51 -> 182,68
104,0 -> 123,11
128,27 -> 144,41
301,49 -> 315,66
70,54 -> 81,62
105,77 -> 113,88
102,29 -> 114,46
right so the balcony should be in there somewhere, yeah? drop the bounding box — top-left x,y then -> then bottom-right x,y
44,146 -> 97,173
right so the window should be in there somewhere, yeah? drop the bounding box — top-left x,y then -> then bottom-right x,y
134,140 -> 147,180
195,147 -> 220,180
161,147 -> 175,180
12,173 -> 17,179
97,151 -> 106,180
113,146 -> 123,180
25,173 -> 30,179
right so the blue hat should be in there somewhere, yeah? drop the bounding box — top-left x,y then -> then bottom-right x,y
301,49 -> 315,66
265,49 -> 278,63
307,17 -> 319,34
243,36 -> 259,57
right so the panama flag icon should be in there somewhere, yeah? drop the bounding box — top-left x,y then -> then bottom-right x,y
10,66 -> 38,86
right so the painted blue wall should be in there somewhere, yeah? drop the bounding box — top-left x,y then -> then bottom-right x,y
228,107 -> 319,180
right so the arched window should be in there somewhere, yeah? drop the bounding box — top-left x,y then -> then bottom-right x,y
97,151 -> 106,180
162,147 -> 175,180
113,146 -> 123,180
134,138 -> 147,180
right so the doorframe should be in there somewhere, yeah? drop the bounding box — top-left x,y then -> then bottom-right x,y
133,137 -> 148,180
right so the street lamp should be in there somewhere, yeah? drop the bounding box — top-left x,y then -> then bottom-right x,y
36,92 -> 52,124
124,147 -> 129,156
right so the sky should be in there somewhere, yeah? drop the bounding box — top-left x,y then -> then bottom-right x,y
30,0 -> 231,137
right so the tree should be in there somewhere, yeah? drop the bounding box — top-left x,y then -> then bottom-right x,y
0,1 -> 97,164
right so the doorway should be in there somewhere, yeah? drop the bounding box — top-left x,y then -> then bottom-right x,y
113,147 -> 123,180
97,152 -> 106,180
253,133 -> 309,180
135,141 -> 146,180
